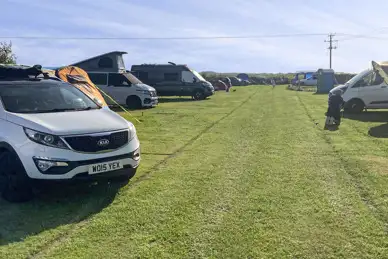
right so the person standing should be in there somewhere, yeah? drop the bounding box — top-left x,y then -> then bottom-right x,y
225,77 -> 232,93
271,78 -> 276,89
325,89 -> 344,129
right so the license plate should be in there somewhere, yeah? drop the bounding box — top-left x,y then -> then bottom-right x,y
88,161 -> 123,175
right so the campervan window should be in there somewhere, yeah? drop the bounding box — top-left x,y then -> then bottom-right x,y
346,70 -> 371,88
88,73 -> 108,85
118,56 -> 125,70
352,70 -> 384,88
98,57 -> 114,69
191,70 -> 206,81
164,73 -> 179,81
124,72 -> 142,84
109,74 -> 131,87
136,72 -> 148,81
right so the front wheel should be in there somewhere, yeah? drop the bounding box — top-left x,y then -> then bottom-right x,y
344,99 -> 365,113
126,96 -> 142,109
193,91 -> 205,100
0,151 -> 33,203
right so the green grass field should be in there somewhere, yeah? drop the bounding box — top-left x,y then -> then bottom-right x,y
2,86 -> 388,258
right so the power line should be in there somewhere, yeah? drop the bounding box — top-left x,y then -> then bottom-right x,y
325,33 -> 337,69
0,33 -> 329,41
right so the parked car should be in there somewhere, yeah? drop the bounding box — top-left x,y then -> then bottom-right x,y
131,62 -> 214,100
0,65 -> 141,202
214,80 -> 228,91
230,77 -> 243,86
330,64 -> 388,113
297,74 -> 318,86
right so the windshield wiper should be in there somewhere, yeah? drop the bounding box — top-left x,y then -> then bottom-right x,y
35,108 -> 78,113
12,107 -> 99,114
75,106 -> 99,111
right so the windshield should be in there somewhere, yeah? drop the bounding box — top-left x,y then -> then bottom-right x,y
191,69 -> 206,82
124,72 -> 142,84
345,69 -> 371,86
0,81 -> 99,114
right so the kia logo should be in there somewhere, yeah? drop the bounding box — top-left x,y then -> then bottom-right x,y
97,139 -> 110,147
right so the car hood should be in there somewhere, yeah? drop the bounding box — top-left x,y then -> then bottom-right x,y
134,83 -> 156,91
6,109 -> 130,136
329,84 -> 347,93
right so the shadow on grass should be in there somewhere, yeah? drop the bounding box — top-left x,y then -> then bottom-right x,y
0,180 -> 126,246
158,97 -> 194,103
343,111 -> 388,123
369,123 -> 388,138
324,125 -> 340,131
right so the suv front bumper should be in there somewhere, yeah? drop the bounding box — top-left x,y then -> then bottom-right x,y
17,135 -> 141,180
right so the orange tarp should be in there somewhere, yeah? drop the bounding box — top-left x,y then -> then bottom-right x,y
55,66 -> 108,107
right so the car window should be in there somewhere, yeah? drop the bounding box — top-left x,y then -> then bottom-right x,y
98,57 -> 113,68
88,73 -> 108,85
353,71 -> 380,88
136,71 -> 148,82
164,73 -> 179,81
0,81 -> 99,113
108,73 -> 132,87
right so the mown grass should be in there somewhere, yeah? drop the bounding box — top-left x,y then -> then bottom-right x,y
2,86 -> 388,258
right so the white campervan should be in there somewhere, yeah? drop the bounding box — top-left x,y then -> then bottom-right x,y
330,62 -> 388,113
88,72 -> 158,109
71,51 -> 158,109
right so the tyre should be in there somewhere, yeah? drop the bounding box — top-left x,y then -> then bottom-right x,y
193,90 -> 205,100
344,99 -> 365,113
0,151 -> 33,203
126,96 -> 142,109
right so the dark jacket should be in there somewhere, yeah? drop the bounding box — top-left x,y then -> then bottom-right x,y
326,94 -> 343,120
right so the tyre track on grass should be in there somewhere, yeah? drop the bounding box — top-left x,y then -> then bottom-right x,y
296,92 -> 388,232
28,89 -> 262,259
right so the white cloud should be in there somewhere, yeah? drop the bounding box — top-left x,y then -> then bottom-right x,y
2,0 -> 388,73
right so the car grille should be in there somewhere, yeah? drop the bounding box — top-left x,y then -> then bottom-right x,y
64,130 -> 129,153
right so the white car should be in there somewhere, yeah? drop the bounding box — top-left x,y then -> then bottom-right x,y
330,68 -> 386,113
88,72 -> 158,109
0,74 -> 140,202
297,75 -> 318,86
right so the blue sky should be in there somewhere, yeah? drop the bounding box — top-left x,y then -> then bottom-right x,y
2,0 -> 388,73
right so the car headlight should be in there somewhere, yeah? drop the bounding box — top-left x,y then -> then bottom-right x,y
143,90 -> 151,95
24,128 -> 69,149
127,123 -> 137,141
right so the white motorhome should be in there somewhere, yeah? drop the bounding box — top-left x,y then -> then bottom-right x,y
330,61 -> 388,113
72,51 -> 158,109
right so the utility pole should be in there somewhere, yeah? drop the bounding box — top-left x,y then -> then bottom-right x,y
325,33 -> 338,69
